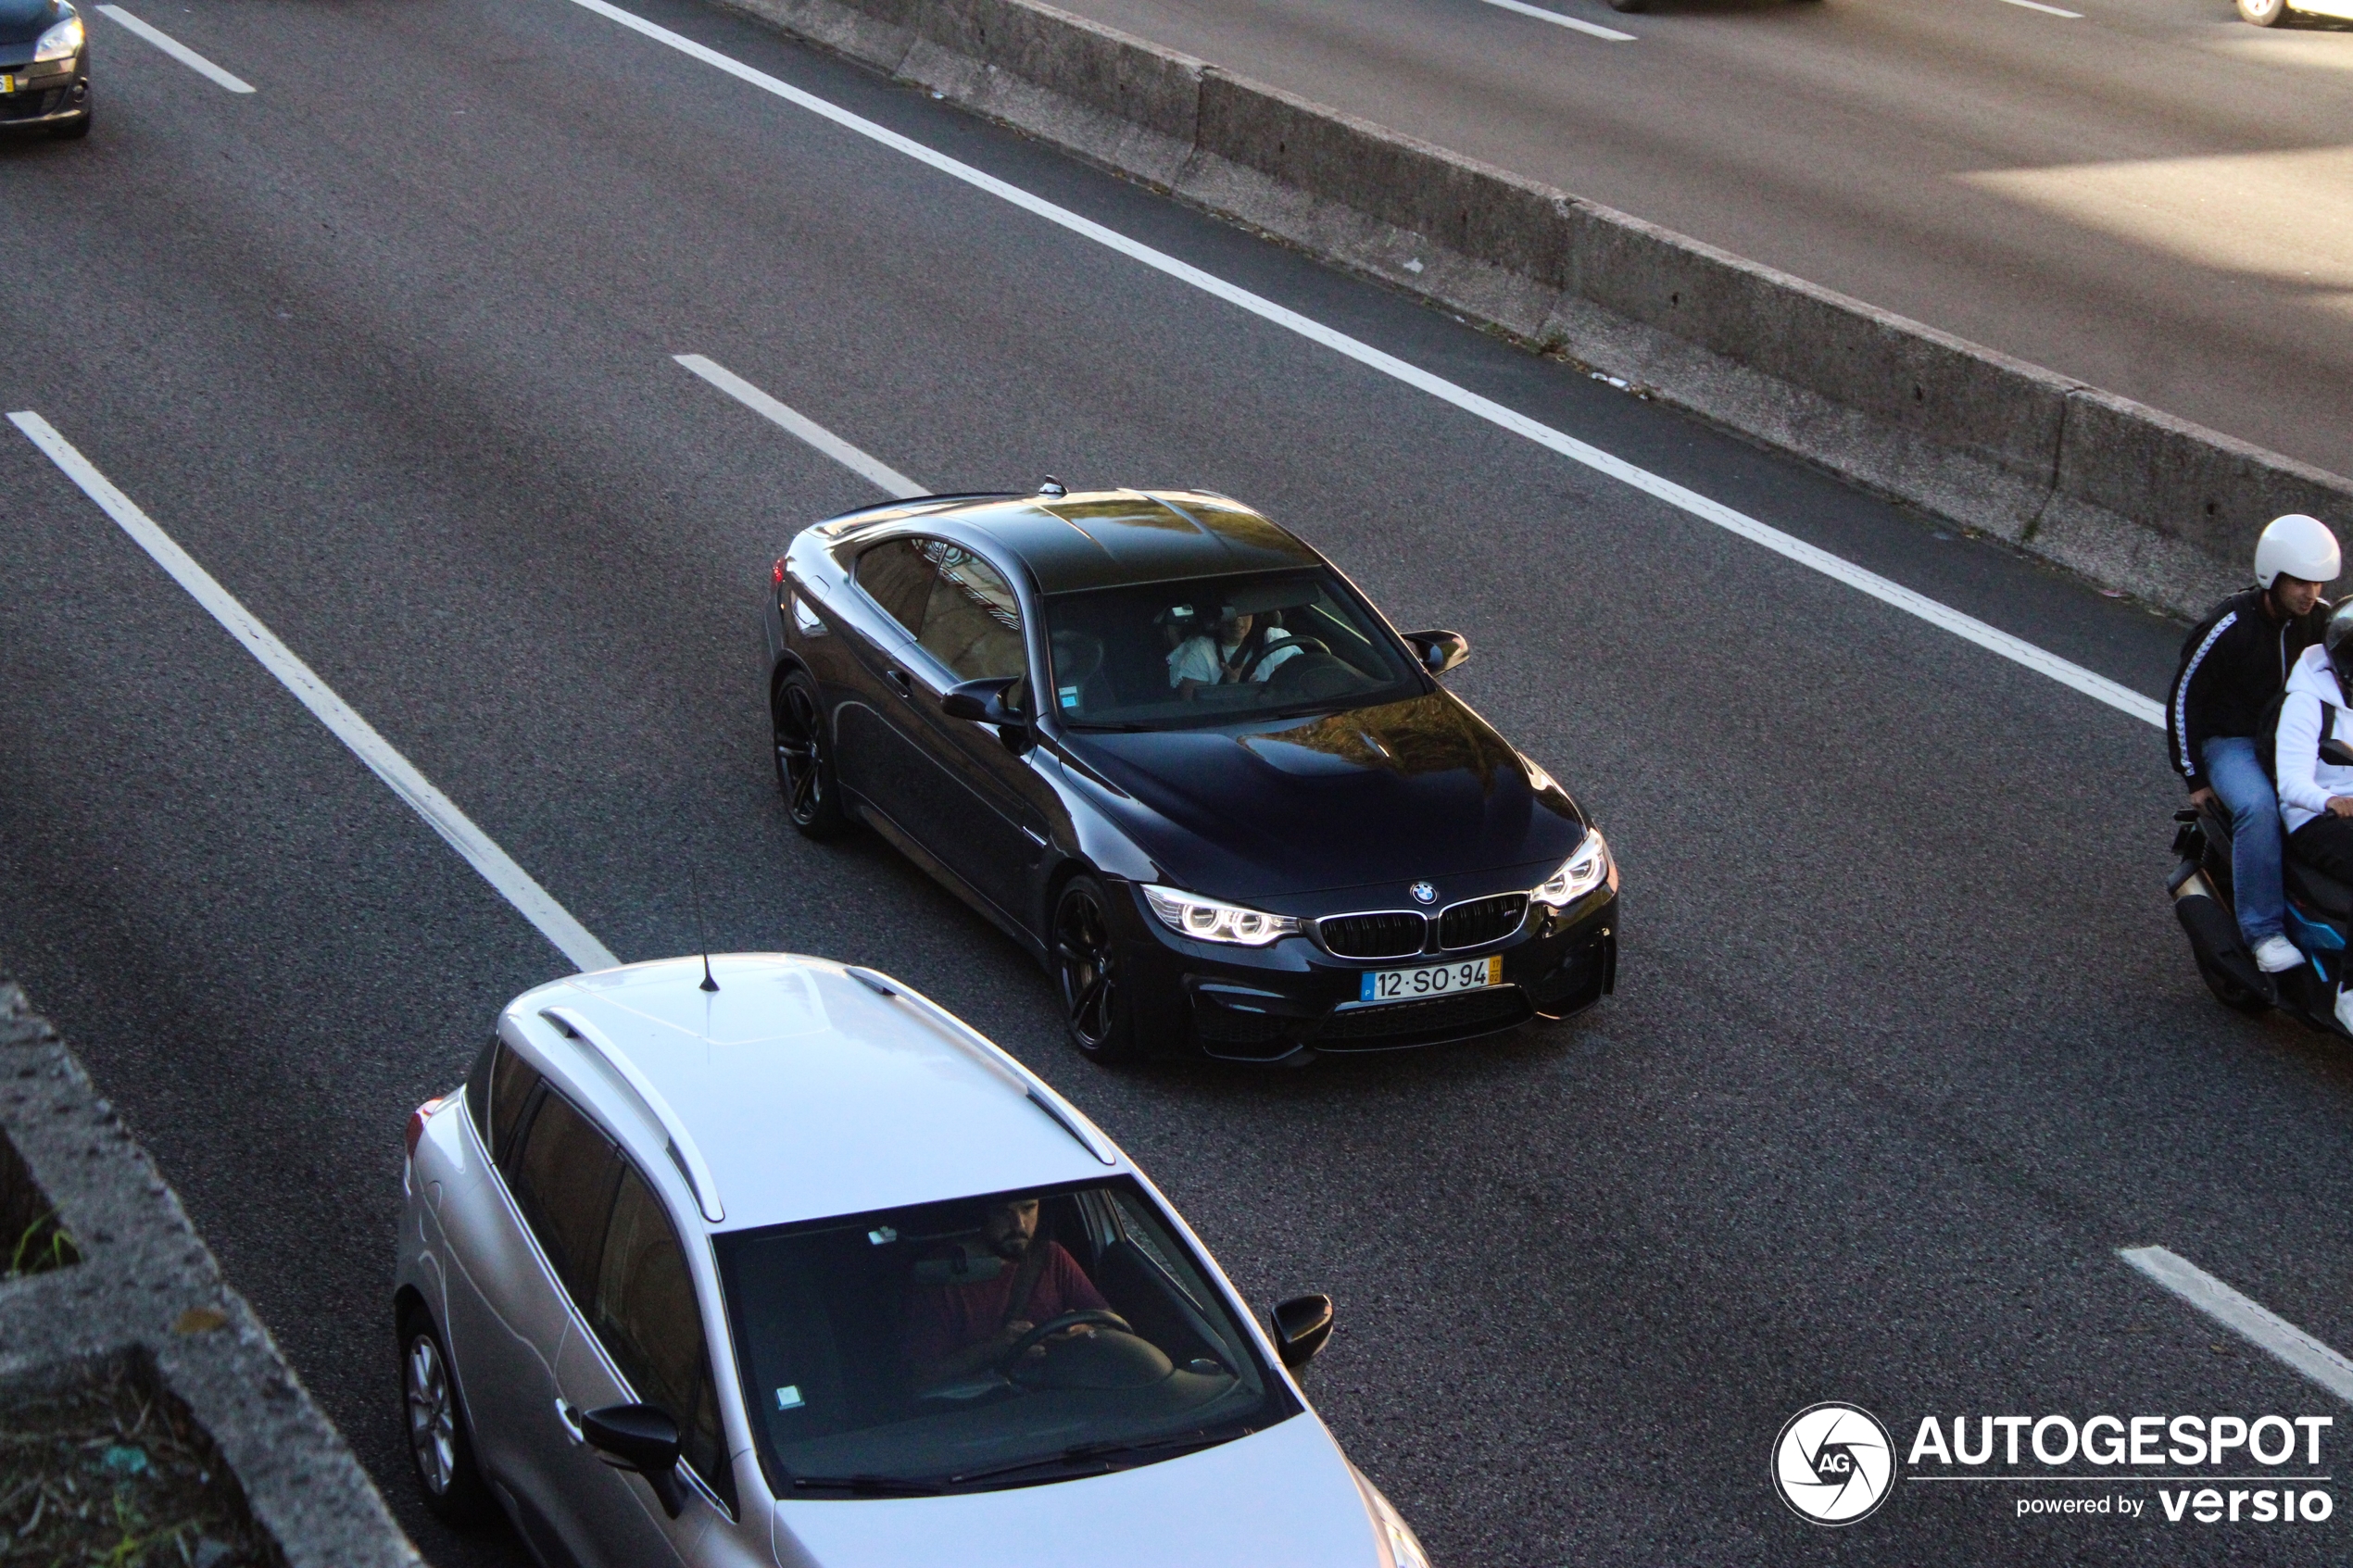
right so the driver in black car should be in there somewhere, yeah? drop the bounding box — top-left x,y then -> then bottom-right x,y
902,1197 -> 1114,1385
1167,605 -> 1301,694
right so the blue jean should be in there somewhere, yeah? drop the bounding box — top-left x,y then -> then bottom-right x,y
2203,735 -> 2286,946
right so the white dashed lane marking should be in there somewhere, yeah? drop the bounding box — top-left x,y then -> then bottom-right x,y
2120,1246 -> 2353,1405
8,411 -> 618,974
675,355 -> 924,498
95,6 -> 256,94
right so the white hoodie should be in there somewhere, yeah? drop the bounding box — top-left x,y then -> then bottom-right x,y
2275,644 -> 2353,834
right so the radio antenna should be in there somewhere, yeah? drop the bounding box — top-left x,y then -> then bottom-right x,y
689,867 -> 719,993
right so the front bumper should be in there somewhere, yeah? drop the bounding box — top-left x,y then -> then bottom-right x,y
0,53 -> 88,128
1115,881 -> 1618,1063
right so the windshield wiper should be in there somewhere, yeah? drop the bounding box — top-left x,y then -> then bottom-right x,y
946,1426 -> 1239,1486
787,1472 -> 946,1497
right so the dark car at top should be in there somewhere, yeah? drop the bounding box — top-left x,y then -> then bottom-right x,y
761,486 -> 1618,1065
0,0 -> 89,139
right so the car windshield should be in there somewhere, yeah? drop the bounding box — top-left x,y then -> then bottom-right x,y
715,1179 -> 1297,1496
1043,570 -> 1421,730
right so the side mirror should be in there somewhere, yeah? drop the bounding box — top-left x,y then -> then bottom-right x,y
1402,630 -> 1469,676
941,677 -> 1021,725
581,1403 -> 686,1518
1269,1294 -> 1335,1370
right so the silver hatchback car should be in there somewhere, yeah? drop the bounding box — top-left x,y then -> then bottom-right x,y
394,954 -> 1431,1567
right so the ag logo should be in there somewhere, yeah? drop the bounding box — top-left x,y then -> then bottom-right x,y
1772,1402 -> 1894,1525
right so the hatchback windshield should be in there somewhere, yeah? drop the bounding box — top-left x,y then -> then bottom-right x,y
1043,570 -> 1420,729
716,1179 -> 1297,1495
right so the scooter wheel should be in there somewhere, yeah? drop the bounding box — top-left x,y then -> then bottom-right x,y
2198,959 -> 2272,1016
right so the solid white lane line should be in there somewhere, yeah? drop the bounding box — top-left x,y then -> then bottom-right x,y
1995,0 -> 2082,16
674,355 -> 924,498
1470,0 -> 1636,43
94,6 -> 256,94
8,411 -> 621,975
559,0 -> 2162,731
2120,1246 -> 2353,1404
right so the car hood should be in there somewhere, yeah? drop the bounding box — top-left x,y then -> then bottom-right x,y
0,0 -> 62,46
771,1414 -> 1381,1568
1060,690 -> 1585,899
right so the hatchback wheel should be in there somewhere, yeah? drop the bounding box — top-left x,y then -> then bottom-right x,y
1054,875 -> 1136,1063
774,670 -> 848,839
2238,0 -> 2293,20
400,1310 -> 492,1524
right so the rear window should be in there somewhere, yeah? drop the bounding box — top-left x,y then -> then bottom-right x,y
507,1091 -> 620,1311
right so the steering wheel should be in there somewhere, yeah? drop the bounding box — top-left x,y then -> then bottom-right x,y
996,1310 -> 1132,1374
1240,636 -> 1329,681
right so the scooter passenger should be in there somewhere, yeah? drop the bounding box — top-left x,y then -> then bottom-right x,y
2168,513 -> 2341,975
2275,602 -> 2353,1029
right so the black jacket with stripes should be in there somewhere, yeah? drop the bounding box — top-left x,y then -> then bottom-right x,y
2166,589 -> 2329,792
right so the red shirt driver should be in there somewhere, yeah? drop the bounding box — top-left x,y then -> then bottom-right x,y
902,1196 -> 1110,1386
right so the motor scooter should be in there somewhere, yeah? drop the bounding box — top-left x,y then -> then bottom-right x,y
2171,790 -> 2353,1035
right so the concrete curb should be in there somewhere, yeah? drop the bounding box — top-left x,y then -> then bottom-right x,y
714,0 -> 2353,619
0,977 -> 422,1568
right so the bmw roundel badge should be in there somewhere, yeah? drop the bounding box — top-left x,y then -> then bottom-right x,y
1410,881 -> 1438,905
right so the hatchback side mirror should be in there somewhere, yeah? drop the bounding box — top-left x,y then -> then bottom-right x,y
581,1403 -> 686,1518
1270,1293 -> 1335,1370
1403,630 -> 1469,676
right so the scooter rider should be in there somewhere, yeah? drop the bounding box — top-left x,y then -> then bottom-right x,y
2167,513 -> 2341,975
2275,600 -> 2353,1029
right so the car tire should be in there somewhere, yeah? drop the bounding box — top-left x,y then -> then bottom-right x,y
774,668 -> 849,840
398,1307 -> 494,1526
51,112 -> 92,140
1052,874 -> 1138,1064
2238,0 -> 2293,22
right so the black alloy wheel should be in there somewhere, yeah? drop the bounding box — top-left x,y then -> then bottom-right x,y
774,670 -> 848,839
398,1308 -> 493,1525
1053,875 -> 1136,1062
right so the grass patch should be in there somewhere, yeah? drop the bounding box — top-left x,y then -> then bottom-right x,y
0,1133 -> 76,1281
0,1353 -> 283,1567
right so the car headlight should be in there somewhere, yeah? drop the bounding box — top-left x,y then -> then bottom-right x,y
1141,884 -> 1302,947
1531,829 -> 1612,908
1354,1473 -> 1430,1568
34,10 -> 84,62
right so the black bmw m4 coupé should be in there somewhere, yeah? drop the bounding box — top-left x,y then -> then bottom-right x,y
762,486 -> 1617,1065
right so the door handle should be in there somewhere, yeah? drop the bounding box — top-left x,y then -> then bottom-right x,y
885,668 -> 914,698
555,1398 -> 585,1446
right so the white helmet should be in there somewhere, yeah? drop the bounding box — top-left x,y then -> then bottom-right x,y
2255,513 -> 2341,589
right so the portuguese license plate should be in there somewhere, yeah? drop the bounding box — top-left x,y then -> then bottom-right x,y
1358,955 -> 1501,1004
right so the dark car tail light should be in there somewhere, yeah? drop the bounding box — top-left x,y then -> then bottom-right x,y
406,1098 -> 444,1160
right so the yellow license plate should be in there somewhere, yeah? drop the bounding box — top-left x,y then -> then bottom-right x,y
0,76 -> 16,94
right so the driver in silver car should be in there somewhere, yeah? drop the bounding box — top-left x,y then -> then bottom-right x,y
902,1197 -> 1114,1385
1167,606 -> 1301,693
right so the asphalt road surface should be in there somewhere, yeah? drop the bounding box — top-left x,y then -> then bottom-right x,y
1046,0 -> 2353,480
3,1 -> 2350,1563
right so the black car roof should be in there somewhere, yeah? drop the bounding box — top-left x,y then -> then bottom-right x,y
831,489 -> 1325,595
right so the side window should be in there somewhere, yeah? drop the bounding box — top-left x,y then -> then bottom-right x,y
488,1038 -> 542,1165
507,1091 -> 620,1311
463,1037 -> 496,1147
855,539 -> 936,635
917,544 -> 1026,683
596,1164 -> 733,1509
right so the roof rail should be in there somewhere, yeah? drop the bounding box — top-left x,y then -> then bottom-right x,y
843,968 -> 1117,1167
540,1006 -> 726,1223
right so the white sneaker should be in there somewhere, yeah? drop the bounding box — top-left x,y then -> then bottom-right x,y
2252,935 -> 2304,973
2335,985 -> 2353,1035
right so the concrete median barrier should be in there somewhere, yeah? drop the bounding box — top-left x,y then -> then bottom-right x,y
715,0 -> 2353,618
0,976 -> 420,1568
